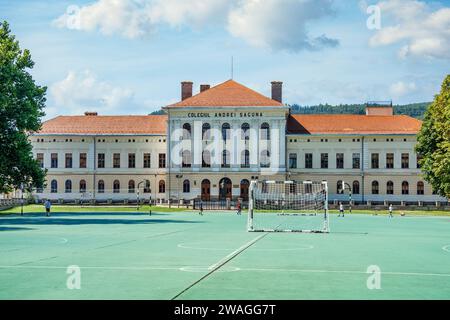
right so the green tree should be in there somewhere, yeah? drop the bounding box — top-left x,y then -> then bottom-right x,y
0,21 -> 46,193
416,75 -> 450,198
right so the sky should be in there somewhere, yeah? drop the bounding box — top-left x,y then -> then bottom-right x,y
1,0 -> 450,119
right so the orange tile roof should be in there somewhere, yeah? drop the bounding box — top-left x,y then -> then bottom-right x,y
168,79 -> 284,107
287,114 -> 421,135
37,115 -> 167,135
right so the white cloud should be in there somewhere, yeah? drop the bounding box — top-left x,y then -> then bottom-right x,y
228,0 -> 338,51
53,0 -> 338,51
49,70 -> 133,116
369,0 -> 450,60
389,81 -> 417,97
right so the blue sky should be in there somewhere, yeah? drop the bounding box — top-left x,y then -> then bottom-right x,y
1,0 -> 450,119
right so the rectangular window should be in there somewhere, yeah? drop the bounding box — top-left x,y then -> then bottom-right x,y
401,153 -> 409,169
143,153 -> 151,168
321,153 -> 328,169
128,153 -> 136,168
305,153 -> 313,169
159,153 -> 166,168
36,153 -> 44,168
386,153 -> 394,169
65,153 -> 73,168
79,153 -> 87,168
371,153 -> 379,169
113,153 -> 121,168
336,153 -> 344,169
416,154 -> 422,169
289,153 -> 297,169
97,153 -> 105,168
51,153 -> 58,168
352,153 -> 360,169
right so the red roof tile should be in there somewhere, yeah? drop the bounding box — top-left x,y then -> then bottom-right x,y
287,114 -> 421,135
37,115 -> 167,135
168,79 -> 283,107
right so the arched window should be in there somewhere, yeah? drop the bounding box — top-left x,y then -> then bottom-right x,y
183,180 -> 190,193
222,123 -> 230,141
113,180 -> 120,193
372,181 -> 379,194
260,123 -> 270,140
182,150 -> 191,168
337,180 -> 344,194
353,181 -> 360,194
417,181 -> 424,195
202,150 -> 211,168
241,123 -> 250,141
144,180 -> 151,193
202,123 -> 211,140
402,181 -> 409,195
387,181 -> 394,195
222,150 -> 230,168
79,180 -> 86,193
98,180 -> 105,193
159,180 -> 165,193
241,150 -> 250,168
260,150 -> 270,168
128,180 -> 135,193
65,180 -> 72,193
182,123 -> 191,140
51,180 -> 58,193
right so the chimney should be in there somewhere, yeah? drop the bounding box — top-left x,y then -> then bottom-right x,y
200,84 -> 210,93
271,81 -> 283,103
84,111 -> 98,116
365,101 -> 393,116
181,81 -> 193,101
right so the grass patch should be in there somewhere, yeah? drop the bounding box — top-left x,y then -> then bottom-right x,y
0,204 -> 191,215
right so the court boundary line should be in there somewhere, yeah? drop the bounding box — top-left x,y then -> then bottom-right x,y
0,265 -> 449,278
171,232 -> 270,300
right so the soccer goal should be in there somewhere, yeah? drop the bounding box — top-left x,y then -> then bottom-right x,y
247,180 -> 329,233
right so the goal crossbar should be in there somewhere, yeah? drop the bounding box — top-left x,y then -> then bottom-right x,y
247,180 -> 329,233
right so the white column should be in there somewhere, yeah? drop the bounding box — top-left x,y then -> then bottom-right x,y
279,120 -> 286,171
249,120 -> 259,169
270,120 -> 280,172
192,120 -> 202,170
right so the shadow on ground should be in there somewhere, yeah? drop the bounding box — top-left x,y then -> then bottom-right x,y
0,217 -> 202,226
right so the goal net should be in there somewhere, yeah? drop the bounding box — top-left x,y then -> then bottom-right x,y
247,180 -> 329,233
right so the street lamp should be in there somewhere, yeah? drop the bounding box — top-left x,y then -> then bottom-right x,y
137,179 -> 150,211
175,174 -> 183,208
341,181 -> 353,214
20,183 -> 24,216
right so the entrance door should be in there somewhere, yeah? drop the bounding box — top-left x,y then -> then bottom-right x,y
219,178 -> 232,200
240,179 -> 250,201
201,179 -> 211,201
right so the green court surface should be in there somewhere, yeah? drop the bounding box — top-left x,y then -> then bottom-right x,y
0,210 -> 449,299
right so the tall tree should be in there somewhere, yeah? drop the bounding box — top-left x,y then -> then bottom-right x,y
0,21 -> 46,193
416,75 -> 450,198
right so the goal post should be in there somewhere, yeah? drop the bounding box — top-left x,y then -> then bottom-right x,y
247,180 -> 329,233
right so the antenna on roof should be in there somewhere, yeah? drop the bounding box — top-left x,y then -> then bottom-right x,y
231,56 -> 234,80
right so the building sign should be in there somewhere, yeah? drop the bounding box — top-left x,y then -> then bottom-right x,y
187,112 -> 264,118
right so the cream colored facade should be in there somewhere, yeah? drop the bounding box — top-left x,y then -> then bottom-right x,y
29,80 -> 447,205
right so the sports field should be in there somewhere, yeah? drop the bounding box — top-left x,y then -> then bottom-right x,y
0,207 -> 449,299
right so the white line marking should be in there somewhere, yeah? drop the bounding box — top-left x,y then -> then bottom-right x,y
238,267 -> 450,277
207,234 -> 266,270
177,243 -> 313,251
0,265 -> 448,277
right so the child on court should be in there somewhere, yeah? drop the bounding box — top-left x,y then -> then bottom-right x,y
44,199 -> 51,217
338,202 -> 344,217
388,204 -> 393,218
236,200 -> 242,215
199,201 -> 204,216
